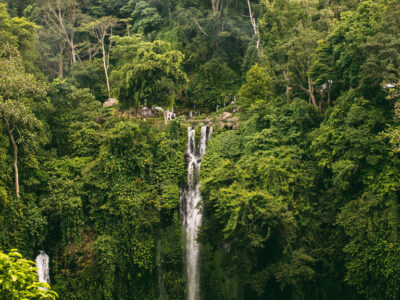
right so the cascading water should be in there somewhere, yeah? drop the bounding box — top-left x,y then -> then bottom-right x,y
181,125 -> 212,300
35,251 -> 50,285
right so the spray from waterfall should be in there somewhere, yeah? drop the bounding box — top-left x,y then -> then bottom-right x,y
35,251 -> 50,286
181,126 -> 212,300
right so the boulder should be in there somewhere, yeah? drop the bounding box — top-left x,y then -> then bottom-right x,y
222,112 -> 232,119
103,98 -> 118,107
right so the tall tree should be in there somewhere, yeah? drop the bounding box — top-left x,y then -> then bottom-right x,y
246,0 -> 260,52
285,25 -> 321,109
211,0 -> 224,17
82,16 -> 118,98
0,56 -> 46,199
0,3 -> 38,72
112,36 -> 187,123
0,101 -> 43,199
120,0 -> 162,35
40,0 -> 83,66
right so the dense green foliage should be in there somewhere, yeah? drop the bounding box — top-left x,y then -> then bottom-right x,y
111,35 -> 187,110
198,1 -> 400,298
0,0 -> 400,299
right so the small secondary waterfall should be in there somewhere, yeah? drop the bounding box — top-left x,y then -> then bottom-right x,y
181,126 -> 212,300
35,251 -> 50,285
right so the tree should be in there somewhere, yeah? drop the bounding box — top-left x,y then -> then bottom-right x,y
120,0 -> 162,35
1,0 -> 33,17
0,56 -> 46,100
259,0 -> 334,109
246,0 -> 260,52
238,63 -> 273,108
338,190 -> 400,299
0,249 -> 58,299
40,0 -> 83,66
111,36 -> 187,123
0,100 -> 43,199
0,3 -> 38,72
284,24 -> 321,109
82,16 -> 118,98
190,57 -> 240,111
0,56 -> 46,199
211,0 -> 224,17
199,98 -> 319,298
311,40 -> 335,106
315,0 -> 400,98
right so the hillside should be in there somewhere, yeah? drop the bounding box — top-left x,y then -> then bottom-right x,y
1,0 -> 400,299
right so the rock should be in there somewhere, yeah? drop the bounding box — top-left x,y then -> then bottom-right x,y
141,107 -> 154,118
222,112 -> 232,119
103,98 -> 118,107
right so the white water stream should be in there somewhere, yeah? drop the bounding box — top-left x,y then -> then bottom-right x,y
35,250 -> 50,285
181,126 -> 212,300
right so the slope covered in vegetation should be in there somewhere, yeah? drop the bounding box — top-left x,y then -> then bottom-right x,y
0,0 -> 400,299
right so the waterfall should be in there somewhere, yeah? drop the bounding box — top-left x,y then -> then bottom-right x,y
35,251 -> 50,285
181,125 -> 212,300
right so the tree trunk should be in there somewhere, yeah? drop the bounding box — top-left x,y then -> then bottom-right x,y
284,70 -> 291,102
247,0 -> 260,52
163,110 -> 169,125
107,28 -> 113,70
101,40 -> 111,98
307,58 -> 318,110
192,17 -> 208,36
211,0 -> 219,13
58,43 -> 64,78
308,76 -> 317,109
211,0 -> 223,17
70,41 -> 77,64
328,90 -> 331,106
8,129 -> 19,199
70,37 -> 84,66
